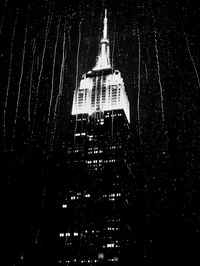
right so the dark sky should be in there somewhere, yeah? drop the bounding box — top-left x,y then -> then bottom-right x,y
3,0 -> 200,265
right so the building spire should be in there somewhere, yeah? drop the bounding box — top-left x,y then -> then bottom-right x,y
103,9 -> 108,39
93,9 -> 111,71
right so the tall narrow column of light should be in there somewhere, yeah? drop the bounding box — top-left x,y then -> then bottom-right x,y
93,9 -> 111,70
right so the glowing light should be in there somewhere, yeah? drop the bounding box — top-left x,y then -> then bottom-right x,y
93,9 -> 111,70
71,9 -> 130,123
98,253 -> 104,260
74,132 -> 86,136
107,243 -> 114,248
72,70 -> 130,122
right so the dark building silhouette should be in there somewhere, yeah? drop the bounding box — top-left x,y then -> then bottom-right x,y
56,10 -> 136,265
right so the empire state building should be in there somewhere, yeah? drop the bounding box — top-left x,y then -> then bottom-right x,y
57,10 -> 135,265
71,9 -> 130,122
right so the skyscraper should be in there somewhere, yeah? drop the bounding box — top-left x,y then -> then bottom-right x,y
57,10 -> 135,265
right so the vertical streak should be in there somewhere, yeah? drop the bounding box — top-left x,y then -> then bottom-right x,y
145,62 -> 148,82
184,32 -> 200,89
12,23 -> 28,142
150,1 -> 169,154
150,2 -> 165,123
67,11 -> 77,49
75,21 -> 82,91
67,25 -> 71,50
31,11 -> 52,140
74,20 -> 82,139
3,10 -> 18,149
111,21 -> 116,72
154,28 -> 165,123
0,0 -> 8,35
35,225 -> 40,245
137,28 -> 142,144
45,17 -> 60,144
54,30 -> 66,118
28,38 -> 37,122
51,22 -> 67,148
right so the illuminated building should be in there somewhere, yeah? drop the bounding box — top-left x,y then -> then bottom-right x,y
57,10 -> 135,265
71,9 -> 130,123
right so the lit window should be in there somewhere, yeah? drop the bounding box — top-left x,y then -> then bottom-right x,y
62,204 -> 67,208
59,233 -> 64,237
109,198 -> 115,201
107,243 -> 114,248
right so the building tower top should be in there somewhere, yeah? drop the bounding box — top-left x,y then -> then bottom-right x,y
71,8 -> 130,123
93,9 -> 111,71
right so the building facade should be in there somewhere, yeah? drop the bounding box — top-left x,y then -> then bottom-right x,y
57,10 -> 135,265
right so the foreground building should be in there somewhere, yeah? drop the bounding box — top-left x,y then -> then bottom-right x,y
57,10 -> 135,265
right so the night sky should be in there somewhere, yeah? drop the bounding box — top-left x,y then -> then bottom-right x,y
3,0 -> 200,265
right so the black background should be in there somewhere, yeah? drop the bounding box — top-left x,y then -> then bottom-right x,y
3,0 -> 200,265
